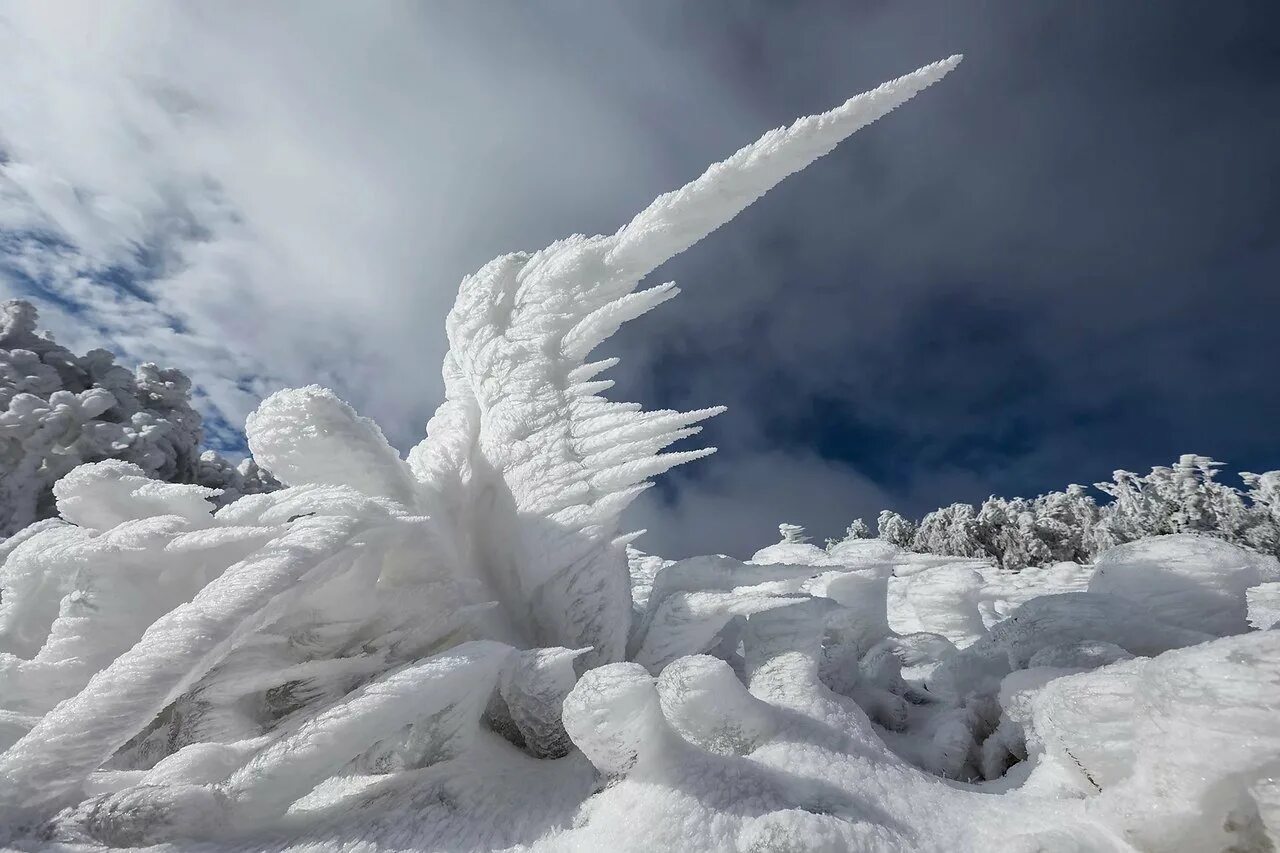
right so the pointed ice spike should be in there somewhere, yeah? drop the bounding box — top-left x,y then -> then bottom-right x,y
576,406 -> 726,448
561,283 -> 680,363
612,530 -> 647,550
604,56 -> 962,280
570,399 -> 644,425
590,448 -> 718,493
570,379 -> 616,398
584,426 -> 704,470
547,484 -> 651,531
585,482 -> 654,523
567,357 -> 620,384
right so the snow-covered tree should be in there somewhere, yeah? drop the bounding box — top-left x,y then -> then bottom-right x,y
914,502 -> 986,559
1240,471 -> 1280,554
1093,457 -> 1261,550
826,518 -> 871,549
844,518 -> 872,540
1033,484 -> 1099,562
877,509 -> 916,548
877,458 -> 1277,568
0,300 -> 278,537
969,496 -> 1042,571
194,450 -> 280,506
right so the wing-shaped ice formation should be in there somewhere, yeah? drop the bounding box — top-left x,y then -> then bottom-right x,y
406,56 -> 963,668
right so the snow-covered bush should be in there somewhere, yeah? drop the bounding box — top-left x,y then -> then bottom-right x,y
0,301 -> 278,537
2,55 -> 1278,853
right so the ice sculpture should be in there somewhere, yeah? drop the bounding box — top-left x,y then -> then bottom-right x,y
2,54 -> 1278,853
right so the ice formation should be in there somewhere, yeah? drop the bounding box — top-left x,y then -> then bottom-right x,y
2,55 -> 1278,853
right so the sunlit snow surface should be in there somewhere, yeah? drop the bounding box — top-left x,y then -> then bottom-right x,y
3,56 -> 1279,852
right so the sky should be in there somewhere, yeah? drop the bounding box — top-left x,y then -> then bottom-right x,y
1,2 -> 1277,558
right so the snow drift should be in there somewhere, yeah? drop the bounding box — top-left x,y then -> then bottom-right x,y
2,55 -> 1278,853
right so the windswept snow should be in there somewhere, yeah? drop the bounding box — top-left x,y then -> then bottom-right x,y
2,55 -> 1279,853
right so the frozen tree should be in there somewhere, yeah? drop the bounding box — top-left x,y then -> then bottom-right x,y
1170,454 -> 1220,532
970,497 -> 1042,571
877,509 -> 916,548
845,518 -> 872,540
880,458 -> 1278,568
1091,469 -> 1152,547
914,502 -> 986,559
968,488 -> 1100,571
0,300 -> 278,537
1240,471 -> 1280,554
826,518 -> 870,549
1094,457 -> 1261,551
193,450 -> 280,505
1032,484 -> 1099,562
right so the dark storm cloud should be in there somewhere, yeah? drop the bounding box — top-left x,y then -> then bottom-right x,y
596,1 -> 1280,554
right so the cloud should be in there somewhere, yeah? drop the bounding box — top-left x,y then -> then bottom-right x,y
2,1 -> 1277,556
628,447 -> 893,560
605,1 -> 1280,517
0,1 -> 764,447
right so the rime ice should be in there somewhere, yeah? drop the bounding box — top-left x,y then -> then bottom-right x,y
2,55 -> 1278,853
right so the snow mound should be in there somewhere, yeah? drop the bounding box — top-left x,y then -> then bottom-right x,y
1026,630 -> 1280,851
1247,582 -> 1280,630
1088,534 -> 1280,635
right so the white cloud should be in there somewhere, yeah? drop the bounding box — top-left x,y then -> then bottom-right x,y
0,3 -> 946,555
0,2 -> 763,447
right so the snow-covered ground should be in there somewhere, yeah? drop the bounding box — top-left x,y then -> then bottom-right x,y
2,56 -> 1278,852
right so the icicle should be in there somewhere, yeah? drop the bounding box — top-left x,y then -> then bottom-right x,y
561,283 -> 680,363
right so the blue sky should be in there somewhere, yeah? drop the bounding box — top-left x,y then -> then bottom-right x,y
2,2 -> 1276,556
